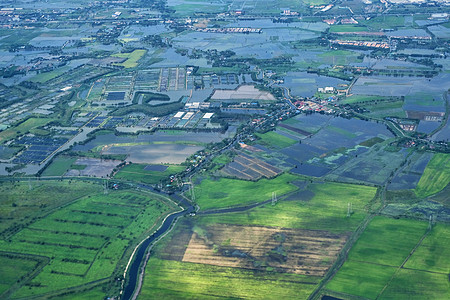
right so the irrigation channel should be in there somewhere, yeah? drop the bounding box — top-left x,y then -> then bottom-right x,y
121,183 -> 288,300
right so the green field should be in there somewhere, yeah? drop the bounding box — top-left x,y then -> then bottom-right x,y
194,173 -> 300,210
415,153 -> 450,198
255,131 -> 297,149
0,118 -> 53,144
329,25 -> 368,33
360,15 -> 405,30
0,180 -> 102,237
404,223 -> 450,273
139,258 -> 320,299
318,50 -> 361,65
29,66 -> 71,83
362,100 -> 406,119
42,157 -> 78,176
379,224 -> 450,299
342,95 -> 383,104
0,254 -> 41,296
198,182 -> 377,233
0,184 -> 177,298
114,163 -> 185,184
326,216 -> 428,299
380,268 -> 450,299
113,49 -> 147,68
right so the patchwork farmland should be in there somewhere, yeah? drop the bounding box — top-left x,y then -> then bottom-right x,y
221,152 -> 282,180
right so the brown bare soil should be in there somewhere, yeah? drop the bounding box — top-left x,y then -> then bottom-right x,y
182,224 -> 348,277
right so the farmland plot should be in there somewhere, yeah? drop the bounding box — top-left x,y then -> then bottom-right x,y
0,189 -> 176,298
182,224 -> 348,277
221,152 -> 282,180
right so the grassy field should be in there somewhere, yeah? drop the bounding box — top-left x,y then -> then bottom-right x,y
56,286 -> 107,300
378,224 -> 450,299
329,25 -> 368,33
113,49 -> 147,68
404,223 -> 450,273
0,118 -> 53,144
194,173 -> 300,210
326,216 -> 428,299
0,184 -> 177,298
0,180 -> 102,237
341,95 -> 385,104
360,15 -> 405,30
415,153 -> 450,198
114,163 -> 185,184
255,131 -> 297,149
29,66 -> 71,83
198,182 -> 377,233
362,99 -> 406,119
318,50 -> 361,65
380,268 -> 450,299
41,157 -> 77,176
139,258 -> 320,299
0,254 -> 41,296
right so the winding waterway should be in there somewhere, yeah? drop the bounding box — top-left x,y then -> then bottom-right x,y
121,187 -> 194,300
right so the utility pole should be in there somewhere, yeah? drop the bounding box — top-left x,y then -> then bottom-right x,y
272,192 -> 277,206
428,214 -> 433,230
347,202 -> 352,217
104,180 -> 108,195
190,180 -> 195,202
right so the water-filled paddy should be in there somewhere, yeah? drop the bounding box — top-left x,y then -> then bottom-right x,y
104,143 -> 203,164
282,72 -> 348,97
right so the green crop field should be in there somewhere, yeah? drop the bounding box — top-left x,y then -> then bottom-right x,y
341,95 -> 392,105
42,157 -> 78,176
255,131 -> 297,149
139,258 -> 320,299
415,153 -> 450,198
194,173 -> 300,210
0,184 -> 177,298
198,182 -> 377,233
329,25 -> 368,33
0,118 -> 53,144
114,163 -> 185,184
113,49 -> 147,68
379,268 -> 450,299
0,254 -> 41,296
326,216 -> 428,299
318,50 -> 361,65
0,180 -> 102,237
404,223 -> 450,273
360,16 -> 405,30
56,286 -> 107,300
29,66 -> 71,83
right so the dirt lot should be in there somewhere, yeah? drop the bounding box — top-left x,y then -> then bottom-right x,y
65,158 -> 121,177
211,85 -> 276,101
181,224 -> 348,276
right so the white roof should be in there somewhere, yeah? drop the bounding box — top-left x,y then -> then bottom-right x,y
203,113 -> 214,119
174,112 -> 185,118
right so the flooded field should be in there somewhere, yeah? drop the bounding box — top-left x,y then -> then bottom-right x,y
388,152 -> 434,190
72,131 -> 230,152
104,143 -> 203,164
211,85 -> 275,101
283,72 -> 348,97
